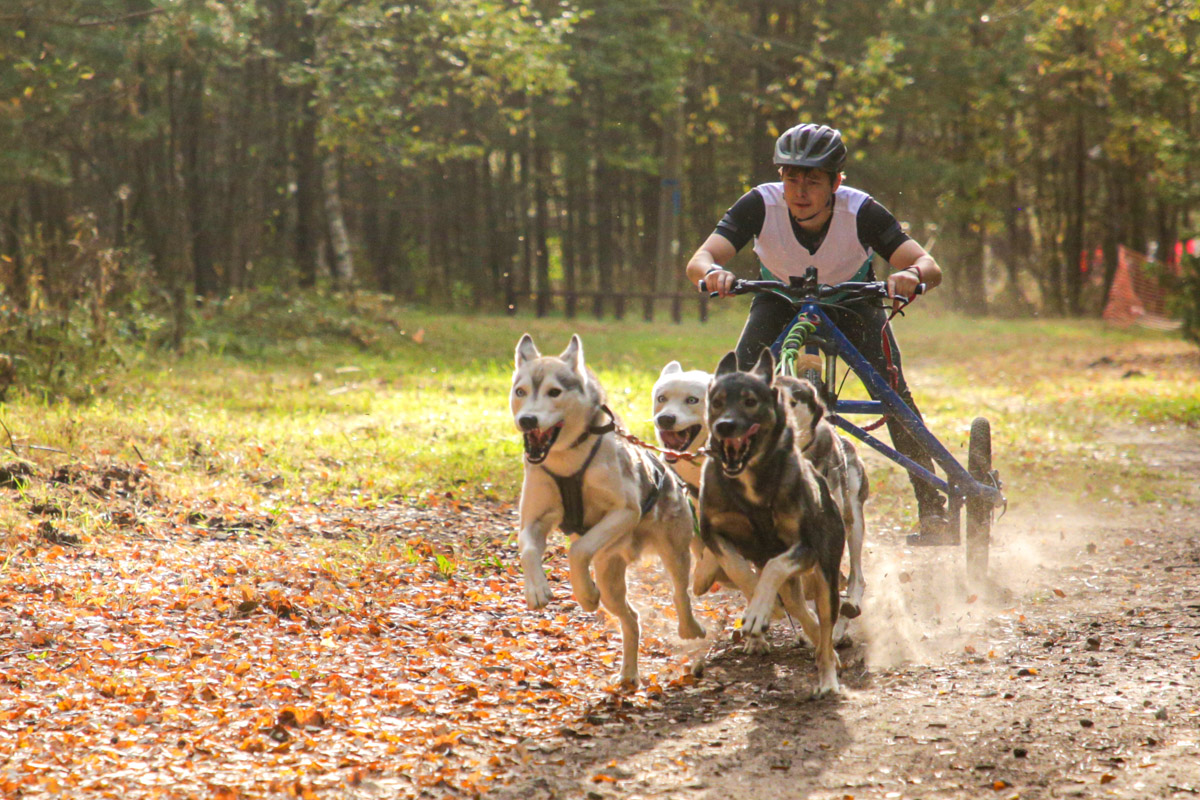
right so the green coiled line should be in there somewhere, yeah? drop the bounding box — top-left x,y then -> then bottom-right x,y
777,316 -> 817,377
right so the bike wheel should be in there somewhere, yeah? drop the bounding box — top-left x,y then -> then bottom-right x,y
965,416 -> 993,582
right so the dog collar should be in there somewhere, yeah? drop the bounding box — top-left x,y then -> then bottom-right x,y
566,404 -> 617,450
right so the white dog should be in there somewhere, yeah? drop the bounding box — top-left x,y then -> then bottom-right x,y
511,335 -> 706,687
651,361 -> 712,494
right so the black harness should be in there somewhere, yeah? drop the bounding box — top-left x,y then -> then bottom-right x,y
540,409 -> 668,535
712,429 -> 791,564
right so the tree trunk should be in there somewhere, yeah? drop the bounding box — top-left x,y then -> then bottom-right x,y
322,151 -> 355,289
501,150 -> 518,315
517,146 -> 533,301
594,159 -> 615,320
654,101 -> 684,321
533,132 -> 551,318
3,204 -> 28,308
1064,112 -> 1087,315
180,60 -> 219,297
562,150 -> 581,319
999,177 -> 1031,311
293,9 -> 321,288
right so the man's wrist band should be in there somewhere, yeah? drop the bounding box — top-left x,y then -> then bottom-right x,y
705,265 -> 724,275
906,265 -> 924,281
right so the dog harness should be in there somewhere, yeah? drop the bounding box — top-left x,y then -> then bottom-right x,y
542,435 -> 670,536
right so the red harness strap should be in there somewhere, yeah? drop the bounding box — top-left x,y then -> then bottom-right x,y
860,294 -> 913,433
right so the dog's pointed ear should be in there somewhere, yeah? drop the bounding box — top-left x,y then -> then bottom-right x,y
560,334 -> 585,374
752,348 -> 775,382
660,361 -> 682,378
515,334 -> 540,367
714,351 -> 738,377
774,385 -> 791,414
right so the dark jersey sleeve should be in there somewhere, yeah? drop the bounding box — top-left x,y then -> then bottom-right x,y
713,188 -> 766,251
857,197 -> 910,261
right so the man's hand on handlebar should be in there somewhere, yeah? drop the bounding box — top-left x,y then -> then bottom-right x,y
699,267 -> 736,298
887,267 -> 924,302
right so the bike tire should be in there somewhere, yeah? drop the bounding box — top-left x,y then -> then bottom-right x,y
965,416 -> 993,583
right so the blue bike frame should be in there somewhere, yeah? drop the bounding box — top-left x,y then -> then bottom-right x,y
774,303 -> 1003,509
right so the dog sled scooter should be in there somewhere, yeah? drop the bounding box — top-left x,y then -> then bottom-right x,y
704,266 -> 1006,582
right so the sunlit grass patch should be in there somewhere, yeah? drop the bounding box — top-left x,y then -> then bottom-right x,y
1,292 -> 1196,552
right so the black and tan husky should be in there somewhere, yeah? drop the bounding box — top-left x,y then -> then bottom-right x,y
510,334 -> 706,687
698,349 -> 846,695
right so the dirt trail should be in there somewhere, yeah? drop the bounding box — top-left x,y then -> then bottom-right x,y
490,423 -> 1200,800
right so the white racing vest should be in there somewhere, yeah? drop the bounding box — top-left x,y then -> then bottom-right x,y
752,183 -> 874,283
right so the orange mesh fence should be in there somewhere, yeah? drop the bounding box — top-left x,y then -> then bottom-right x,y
1101,245 -> 1181,330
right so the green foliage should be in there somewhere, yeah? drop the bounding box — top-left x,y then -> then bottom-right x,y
1171,249 -> 1200,349
2,0 -> 1199,317
312,0 -> 577,160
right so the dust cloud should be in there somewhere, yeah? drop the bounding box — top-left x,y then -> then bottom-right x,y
856,503 -> 1103,669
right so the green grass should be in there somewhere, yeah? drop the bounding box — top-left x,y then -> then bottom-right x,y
1,292 -> 1197,533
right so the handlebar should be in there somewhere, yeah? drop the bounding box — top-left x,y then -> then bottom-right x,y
698,272 -> 925,304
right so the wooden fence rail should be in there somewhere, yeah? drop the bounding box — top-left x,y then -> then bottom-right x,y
506,290 -> 710,323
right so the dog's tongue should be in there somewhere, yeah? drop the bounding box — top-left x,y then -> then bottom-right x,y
661,430 -> 689,450
722,423 -> 760,463
527,424 -> 559,450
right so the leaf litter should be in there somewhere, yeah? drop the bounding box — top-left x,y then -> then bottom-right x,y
0,463 -> 702,798
3,419 -> 1200,799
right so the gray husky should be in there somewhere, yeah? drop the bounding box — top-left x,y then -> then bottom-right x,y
699,349 -> 846,696
776,375 -> 869,628
510,334 -> 706,687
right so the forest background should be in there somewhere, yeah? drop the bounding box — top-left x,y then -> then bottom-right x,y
1,0 -> 1199,350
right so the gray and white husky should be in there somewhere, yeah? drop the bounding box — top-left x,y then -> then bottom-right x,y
511,334 -> 706,687
776,375 -> 870,630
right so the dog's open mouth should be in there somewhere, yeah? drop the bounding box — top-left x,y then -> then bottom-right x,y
716,423 -> 760,475
523,423 -> 563,464
658,424 -> 702,461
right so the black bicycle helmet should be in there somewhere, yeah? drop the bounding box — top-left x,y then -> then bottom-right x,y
773,123 -> 847,173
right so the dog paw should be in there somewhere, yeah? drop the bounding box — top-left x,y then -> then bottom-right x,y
839,598 -> 862,619
568,565 -> 601,612
524,576 -> 553,610
742,604 -> 771,638
742,632 -> 771,655
678,617 -> 706,641
810,681 -> 842,700
617,671 -> 639,691
573,583 -> 600,613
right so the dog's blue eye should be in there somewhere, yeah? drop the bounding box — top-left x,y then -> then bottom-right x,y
547,388 -> 562,398
514,388 -> 527,397
686,397 -> 699,404
657,394 -> 666,404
